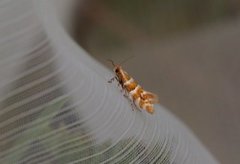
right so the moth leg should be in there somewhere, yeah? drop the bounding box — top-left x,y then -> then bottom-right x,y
127,97 -> 135,111
134,103 -> 142,112
120,87 -> 125,93
130,102 -> 135,111
131,101 -> 142,112
122,88 -> 129,98
108,76 -> 116,83
125,92 -> 142,112
121,89 -> 134,111
118,82 -> 125,93
117,81 -> 121,87
133,99 -> 143,112
128,97 -> 140,112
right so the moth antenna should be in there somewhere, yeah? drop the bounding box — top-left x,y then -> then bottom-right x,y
107,59 -> 116,67
119,55 -> 134,65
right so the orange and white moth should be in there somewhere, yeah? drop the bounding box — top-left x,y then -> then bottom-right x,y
108,60 -> 159,114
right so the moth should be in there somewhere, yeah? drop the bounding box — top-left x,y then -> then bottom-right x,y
108,60 -> 159,114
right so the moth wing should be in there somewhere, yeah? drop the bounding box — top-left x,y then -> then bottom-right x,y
141,91 -> 159,104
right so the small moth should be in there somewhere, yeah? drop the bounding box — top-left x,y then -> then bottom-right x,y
108,60 -> 159,114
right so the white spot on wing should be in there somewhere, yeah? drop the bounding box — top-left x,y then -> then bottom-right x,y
124,78 -> 134,86
129,85 -> 140,95
134,97 -> 141,108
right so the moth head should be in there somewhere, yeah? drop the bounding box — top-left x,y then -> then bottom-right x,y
107,59 -> 122,75
114,65 -> 121,74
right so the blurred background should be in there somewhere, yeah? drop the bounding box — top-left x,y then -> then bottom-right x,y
68,0 -> 240,163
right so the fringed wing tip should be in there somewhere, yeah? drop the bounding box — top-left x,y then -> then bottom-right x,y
142,91 -> 159,104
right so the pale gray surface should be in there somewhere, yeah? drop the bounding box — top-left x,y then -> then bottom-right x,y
0,0 -> 219,163
103,18 -> 240,164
